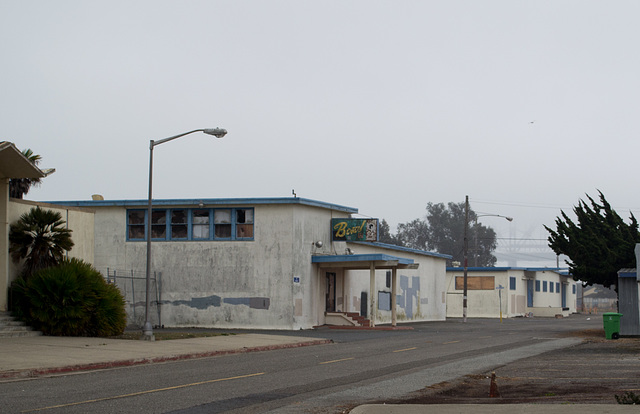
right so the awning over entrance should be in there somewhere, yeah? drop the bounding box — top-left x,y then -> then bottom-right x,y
312,253 -> 418,270
0,142 -> 46,179
312,254 -> 419,327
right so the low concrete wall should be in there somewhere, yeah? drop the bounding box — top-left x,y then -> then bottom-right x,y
529,307 -> 569,318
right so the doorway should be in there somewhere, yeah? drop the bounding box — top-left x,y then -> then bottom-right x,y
325,272 -> 336,312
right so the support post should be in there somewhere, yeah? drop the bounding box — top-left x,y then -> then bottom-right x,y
369,262 -> 376,327
463,195 -> 469,323
391,267 -> 397,327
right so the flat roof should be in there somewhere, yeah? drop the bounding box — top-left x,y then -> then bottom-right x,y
447,266 -> 570,274
617,268 -> 637,278
312,254 -> 417,270
47,197 -> 359,214
352,241 -> 452,260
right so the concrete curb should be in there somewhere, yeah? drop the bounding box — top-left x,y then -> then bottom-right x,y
0,338 -> 332,380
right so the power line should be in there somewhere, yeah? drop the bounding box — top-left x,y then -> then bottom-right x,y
472,198 -> 640,214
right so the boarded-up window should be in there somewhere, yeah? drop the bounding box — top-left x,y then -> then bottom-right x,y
455,276 -> 495,290
236,208 -> 254,239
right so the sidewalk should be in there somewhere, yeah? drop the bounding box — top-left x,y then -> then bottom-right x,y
350,404 -> 637,413
0,333 -> 331,380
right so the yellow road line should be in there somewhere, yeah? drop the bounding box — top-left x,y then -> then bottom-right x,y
319,357 -> 355,365
22,372 -> 265,413
393,347 -> 417,353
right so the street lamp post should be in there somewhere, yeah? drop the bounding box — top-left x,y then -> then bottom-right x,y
462,196 -> 513,323
142,128 -> 227,341
473,214 -> 513,266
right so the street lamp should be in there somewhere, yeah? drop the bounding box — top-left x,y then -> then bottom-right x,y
143,128 -> 227,340
462,196 -> 512,323
473,214 -> 513,266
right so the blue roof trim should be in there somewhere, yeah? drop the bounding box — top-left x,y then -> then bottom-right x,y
351,241 -> 452,260
46,197 -> 358,214
312,254 -> 415,266
618,272 -> 637,278
447,266 -> 570,274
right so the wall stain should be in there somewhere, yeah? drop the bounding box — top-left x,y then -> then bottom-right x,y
166,295 -> 270,310
397,275 -> 420,319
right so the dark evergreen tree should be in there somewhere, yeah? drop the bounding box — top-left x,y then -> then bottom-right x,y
544,191 -> 640,288
378,219 -> 402,246
391,202 -> 498,266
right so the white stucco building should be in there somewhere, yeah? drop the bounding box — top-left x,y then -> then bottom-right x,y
53,197 -> 451,330
446,267 -> 577,318
1,142 -> 94,312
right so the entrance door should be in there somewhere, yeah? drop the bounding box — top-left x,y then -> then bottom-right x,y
527,280 -> 534,307
325,273 -> 336,312
561,284 -> 567,308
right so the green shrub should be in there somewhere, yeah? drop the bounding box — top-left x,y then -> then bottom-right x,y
616,391 -> 640,404
13,258 -> 126,337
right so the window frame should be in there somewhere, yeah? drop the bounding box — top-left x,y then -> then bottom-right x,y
126,207 -> 255,242
127,210 -> 147,241
509,276 -> 516,290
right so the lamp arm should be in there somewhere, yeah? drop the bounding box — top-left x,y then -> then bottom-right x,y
151,129 -> 205,148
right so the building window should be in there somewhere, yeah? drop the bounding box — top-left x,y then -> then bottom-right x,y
192,209 -> 210,239
556,282 -> 560,293
509,276 -> 516,290
127,207 -> 254,241
543,281 -> 548,292
128,210 -> 146,240
573,284 -> 576,294
535,280 -> 541,292
549,282 -> 554,293
236,208 -> 254,239
214,209 -> 232,239
151,210 -> 168,240
171,210 -> 188,239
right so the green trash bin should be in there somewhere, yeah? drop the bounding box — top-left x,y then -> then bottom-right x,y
603,312 -> 623,340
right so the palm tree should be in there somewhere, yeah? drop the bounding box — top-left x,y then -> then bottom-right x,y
9,149 -> 42,199
9,207 -> 74,279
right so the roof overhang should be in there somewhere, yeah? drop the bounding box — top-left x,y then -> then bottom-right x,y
0,142 -> 45,179
312,254 -> 419,270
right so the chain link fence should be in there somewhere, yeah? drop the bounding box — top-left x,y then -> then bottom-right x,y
104,268 -> 162,328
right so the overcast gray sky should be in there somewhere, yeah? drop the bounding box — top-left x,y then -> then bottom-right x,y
2,1 -> 639,267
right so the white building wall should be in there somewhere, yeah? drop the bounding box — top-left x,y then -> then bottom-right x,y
529,271 -> 577,316
446,268 -> 577,318
445,271 -> 509,318
507,270 -> 528,317
7,200 -> 94,291
340,243 -> 447,324
92,203 -> 349,330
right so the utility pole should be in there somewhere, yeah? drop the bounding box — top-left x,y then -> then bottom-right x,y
463,195 -> 469,323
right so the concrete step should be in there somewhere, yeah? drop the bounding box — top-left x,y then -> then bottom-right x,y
0,330 -> 42,338
0,312 -> 42,337
327,312 -> 371,327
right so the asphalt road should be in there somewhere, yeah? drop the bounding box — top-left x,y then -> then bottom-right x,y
2,315 -> 600,413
